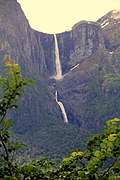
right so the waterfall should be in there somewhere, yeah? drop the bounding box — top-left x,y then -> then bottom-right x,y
55,91 -> 68,123
54,34 -> 62,80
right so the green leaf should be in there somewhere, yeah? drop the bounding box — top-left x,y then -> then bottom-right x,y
100,143 -> 106,149
94,150 -> 101,157
71,151 -> 83,157
108,134 -> 117,141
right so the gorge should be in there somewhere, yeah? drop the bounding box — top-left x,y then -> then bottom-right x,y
0,0 -> 120,161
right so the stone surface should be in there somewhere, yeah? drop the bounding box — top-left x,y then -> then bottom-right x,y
0,0 -> 120,159
0,0 -> 62,133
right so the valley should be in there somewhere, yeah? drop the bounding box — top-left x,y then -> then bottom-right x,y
0,0 -> 120,161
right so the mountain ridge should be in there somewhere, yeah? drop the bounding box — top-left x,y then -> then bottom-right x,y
0,0 -> 120,161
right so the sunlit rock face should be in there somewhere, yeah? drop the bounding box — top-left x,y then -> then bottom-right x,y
1,0 -> 120,134
52,11 -> 120,131
110,10 -> 120,19
33,11 -> 120,131
56,22 -> 104,74
36,21 -> 105,77
97,10 -> 120,51
1,1 -> 120,160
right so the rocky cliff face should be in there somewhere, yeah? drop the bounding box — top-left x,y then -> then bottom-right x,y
36,9 -> 120,131
0,0 -> 93,162
0,0 -> 63,139
57,21 -> 104,73
0,0 -> 120,160
53,10 -> 120,131
35,21 -> 105,78
97,10 -> 120,51
0,0 -> 48,76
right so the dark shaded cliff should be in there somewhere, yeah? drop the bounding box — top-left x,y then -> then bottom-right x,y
34,9 -> 120,132
0,0 -> 120,161
35,21 -> 105,78
54,10 -> 120,131
0,0 -> 47,76
0,0 -> 61,131
57,21 -> 104,73
0,0 -> 92,161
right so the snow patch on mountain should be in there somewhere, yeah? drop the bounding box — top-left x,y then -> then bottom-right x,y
70,64 -> 79,71
101,19 -> 109,28
111,10 -> 120,19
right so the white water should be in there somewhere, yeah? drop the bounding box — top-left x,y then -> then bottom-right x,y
109,51 -> 113,54
55,91 -> 68,123
70,64 -> 79,71
54,34 -> 63,80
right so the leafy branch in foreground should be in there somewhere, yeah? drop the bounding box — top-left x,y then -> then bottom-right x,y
54,118 -> 120,180
0,60 -> 119,179
16,118 -> 120,180
0,60 -> 32,178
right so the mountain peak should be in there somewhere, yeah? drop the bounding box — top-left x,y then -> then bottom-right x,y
97,9 -> 120,28
109,10 -> 120,19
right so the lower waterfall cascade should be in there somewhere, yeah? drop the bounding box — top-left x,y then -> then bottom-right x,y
55,91 -> 68,123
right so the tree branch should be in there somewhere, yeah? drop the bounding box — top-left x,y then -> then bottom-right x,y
98,159 -> 117,180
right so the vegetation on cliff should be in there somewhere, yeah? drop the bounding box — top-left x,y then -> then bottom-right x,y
0,62 -> 119,179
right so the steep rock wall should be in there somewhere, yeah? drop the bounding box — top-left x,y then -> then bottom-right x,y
0,0 -> 62,133
57,22 -> 105,74
35,21 -> 105,79
0,0 -> 47,76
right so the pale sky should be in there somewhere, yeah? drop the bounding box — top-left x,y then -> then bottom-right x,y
17,0 -> 120,34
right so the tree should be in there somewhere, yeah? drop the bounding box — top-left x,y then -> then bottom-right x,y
0,60 -> 119,179
0,60 -> 32,178
15,118 -> 120,180
52,118 -> 120,180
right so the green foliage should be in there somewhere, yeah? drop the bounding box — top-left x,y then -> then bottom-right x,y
55,118 -> 120,180
0,60 -> 32,178
14,118 -> 120,180
16,158 -> 56,180
20,121 -> 90,163
85,65 -> 120,131
0,61 -> 119,179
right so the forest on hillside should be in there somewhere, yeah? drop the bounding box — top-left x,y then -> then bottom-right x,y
0,61 -> 120,179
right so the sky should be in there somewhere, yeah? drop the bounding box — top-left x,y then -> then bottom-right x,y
17,0 -> 120,34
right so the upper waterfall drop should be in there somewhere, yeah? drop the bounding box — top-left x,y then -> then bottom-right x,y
55,91 -> 68,123
54,34 -> 63,80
